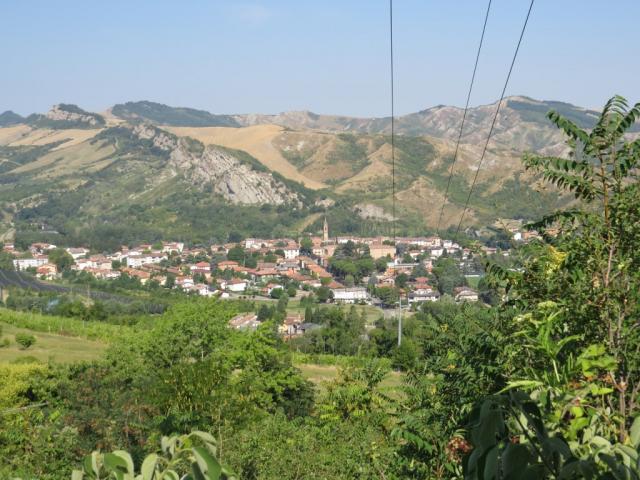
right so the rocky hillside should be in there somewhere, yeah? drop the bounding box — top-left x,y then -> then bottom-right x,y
0,95 -> 604,247
0,117 -> 310,249
130,123 -> 299,205
26,104 -> 106,129
234,96 -> 626,156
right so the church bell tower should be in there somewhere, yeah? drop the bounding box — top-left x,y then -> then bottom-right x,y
323,216 -> 329,242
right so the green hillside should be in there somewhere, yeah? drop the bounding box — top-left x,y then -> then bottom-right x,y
0,111 -> 24,127
0,96 -> 585,247
112,100 -> 240,127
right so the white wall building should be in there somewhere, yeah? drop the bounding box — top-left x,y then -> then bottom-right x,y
13,256 -> 49,271
66,247 -> 90,260
126,253 -> 166,268
332,287 -> 369,304
283,245 -> 300,260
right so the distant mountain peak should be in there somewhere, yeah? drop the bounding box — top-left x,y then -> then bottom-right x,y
0,110 -> 25,127
45,104 -> 105,126
23,104 -> 105,130
111,100 -> 240,128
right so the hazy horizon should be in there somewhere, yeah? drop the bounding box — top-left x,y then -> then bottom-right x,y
2,0 -> 638,117
2,93 -> 604,119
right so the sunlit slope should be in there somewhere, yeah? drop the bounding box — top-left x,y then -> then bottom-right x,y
167,124 -> 327,190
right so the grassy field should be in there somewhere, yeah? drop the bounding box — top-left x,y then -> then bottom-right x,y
297,362 -> 404,398
284,299 -> 384,326
0,323 -> 106,364
465,275 -> 483,288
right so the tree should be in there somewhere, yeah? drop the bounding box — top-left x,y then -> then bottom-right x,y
395,272 -> 409,289
269,287 -> 284,299
514,96 -> 640,441
15,333 -> 36,350
47,248 -> 74,271
375,256 -> 389,273
264,252 -> 278,263
392,338 -> 419,371
316,286 -> 333,303
412,263 -> 429,279
318,360 -> 391,422
464,96 -> 640,474
276,293 -> 289,313
300,237 -> 313,255
0,251 -> 15,270
431,257 -> 465,295
375,286 -> 399,306
164,273 -> 176,289
227,245 -> 246,264
244,255 -> 257,269
228,231 -> 243,243
257,303 -> 274,321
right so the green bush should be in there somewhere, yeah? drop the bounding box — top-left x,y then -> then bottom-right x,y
14,333 -> 36,350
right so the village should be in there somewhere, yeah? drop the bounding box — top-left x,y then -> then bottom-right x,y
4,218 -> 537,334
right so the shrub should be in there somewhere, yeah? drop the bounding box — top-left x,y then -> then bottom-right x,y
0,338 -> 9,348
14,333 -> 36,350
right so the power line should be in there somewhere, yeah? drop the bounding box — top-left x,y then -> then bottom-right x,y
389,0 -> 396,243
456,0 -> 535,235
436,0 -> 492,235
389,0 -> 402,346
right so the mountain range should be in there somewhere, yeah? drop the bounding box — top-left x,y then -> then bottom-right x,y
0,96 -> 613,249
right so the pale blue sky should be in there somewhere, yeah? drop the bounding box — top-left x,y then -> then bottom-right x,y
1,0 -> 637,117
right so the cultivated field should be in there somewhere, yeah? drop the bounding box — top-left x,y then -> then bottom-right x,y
0,323 -> 106,363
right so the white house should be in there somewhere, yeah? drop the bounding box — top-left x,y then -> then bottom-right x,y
221,279 -> 247,293
245,238 -> 268,250
162,242 -> 184,253
29,243 -> 56,254
175,276 -> 195,290
229,313 -> 260,331
455,287 -> 479,303
192,283 -> 215,297
332,287 -> 369,304
13,256 -> 48,271
126,253 -> 166,268
283,243 -> 300,260
408,287 -> 440,304
66,247 -> 90,260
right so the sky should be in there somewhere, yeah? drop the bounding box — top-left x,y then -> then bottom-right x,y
1,0 -> 638,117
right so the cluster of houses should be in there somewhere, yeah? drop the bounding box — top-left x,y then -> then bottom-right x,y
3,218 -> 506,308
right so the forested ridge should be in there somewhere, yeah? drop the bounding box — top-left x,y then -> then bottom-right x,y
1,96 -> 639,479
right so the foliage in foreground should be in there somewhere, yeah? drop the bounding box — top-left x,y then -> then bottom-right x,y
463,95 -> 640,478
73,431 -> 235,480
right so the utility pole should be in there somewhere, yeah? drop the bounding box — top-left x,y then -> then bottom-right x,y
397,294 -> 402,347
